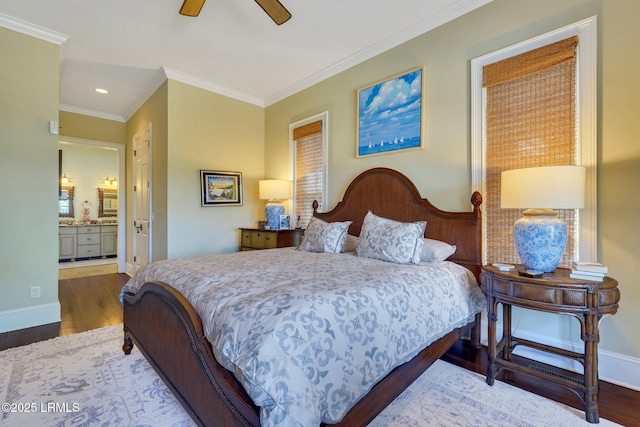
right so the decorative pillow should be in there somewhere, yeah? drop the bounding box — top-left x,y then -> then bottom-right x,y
356,211 -> 426,264
420,238 -> 457,263
342,234 -> 358,252
298,217 -> 352,253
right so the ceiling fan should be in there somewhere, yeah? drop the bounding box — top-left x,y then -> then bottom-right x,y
180,0 -> 291,25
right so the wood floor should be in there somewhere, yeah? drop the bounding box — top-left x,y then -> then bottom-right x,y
1,272 -> 638,426
0,272 -> 128,350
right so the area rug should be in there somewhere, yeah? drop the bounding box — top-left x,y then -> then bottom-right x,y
0,325 -> 619,427
58,259 -> 118,280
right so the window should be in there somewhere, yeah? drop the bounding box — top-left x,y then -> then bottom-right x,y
471,17 -> 597,265
289,112 -> 328,229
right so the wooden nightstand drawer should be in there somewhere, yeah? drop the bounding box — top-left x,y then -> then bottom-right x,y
251,230 -> 266,248
240,228 -> 304,251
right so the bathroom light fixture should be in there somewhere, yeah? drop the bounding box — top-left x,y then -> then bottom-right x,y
95,88 -> 109,94
102,176 -> 118,187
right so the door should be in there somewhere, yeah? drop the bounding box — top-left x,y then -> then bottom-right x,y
132,124 -> 151,273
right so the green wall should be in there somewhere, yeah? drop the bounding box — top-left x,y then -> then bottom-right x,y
125,79 -> 264,263
265,0 -> 640,362
0,28 -> 60,331
59,111 -> 126,144
166,80 -> 264,257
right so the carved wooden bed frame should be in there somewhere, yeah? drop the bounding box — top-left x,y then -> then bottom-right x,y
122,167 -> 483,427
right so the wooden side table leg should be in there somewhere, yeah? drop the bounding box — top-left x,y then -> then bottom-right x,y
486,295 -> 498,386
583,312 -> 600,423
502,303 -> 513,360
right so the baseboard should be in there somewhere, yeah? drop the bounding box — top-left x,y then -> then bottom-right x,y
0,302 -> 61,333
126,262 -> 134,277
480,319 -> 640,392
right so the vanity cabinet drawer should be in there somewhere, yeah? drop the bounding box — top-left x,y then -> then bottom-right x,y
78,233 -> 100,245
77,244 -> 101,258
78,226 -> 100,234
58,227 -> 77,236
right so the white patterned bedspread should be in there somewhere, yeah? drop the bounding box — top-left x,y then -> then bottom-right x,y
123,248 -> 486,427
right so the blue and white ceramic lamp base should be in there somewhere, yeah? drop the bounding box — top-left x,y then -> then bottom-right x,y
265,201 -> 284,230
514,210 -> 568,273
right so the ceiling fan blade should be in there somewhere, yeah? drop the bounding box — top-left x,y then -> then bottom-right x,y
180,0 -> 206,17
254,0 -> 291,25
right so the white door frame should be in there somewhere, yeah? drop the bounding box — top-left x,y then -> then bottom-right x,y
58,136 -> 126,273
131,123 -> 152,274
470,16 -> 598,264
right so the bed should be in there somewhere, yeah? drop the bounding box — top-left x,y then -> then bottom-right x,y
121,167 -> 484,427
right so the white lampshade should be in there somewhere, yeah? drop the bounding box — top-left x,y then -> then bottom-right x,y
501,165 -> 586,209
259,180 -> 292,201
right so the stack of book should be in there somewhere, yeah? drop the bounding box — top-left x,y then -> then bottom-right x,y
570,261 -> 608,282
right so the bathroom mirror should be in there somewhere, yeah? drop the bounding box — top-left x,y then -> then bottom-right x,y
59,185 -> 75,218
98,187 -> 117,217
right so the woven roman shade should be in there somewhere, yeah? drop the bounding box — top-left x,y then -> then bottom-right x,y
293,120 -> 324,228
484,36 -> 578,268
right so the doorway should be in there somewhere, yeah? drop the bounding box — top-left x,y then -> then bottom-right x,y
132,123 -> 151,274
58,137 -> 126,275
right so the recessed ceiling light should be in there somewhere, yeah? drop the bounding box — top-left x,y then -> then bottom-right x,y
95,88 -> 109,94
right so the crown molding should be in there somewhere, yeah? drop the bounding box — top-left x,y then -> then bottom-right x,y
121,67 -> 169,121
162,67 -> 265,107
59,104 -> 126,123
5,0 -> 493,119
264,0 -> 493,106
0,12 -> 69,45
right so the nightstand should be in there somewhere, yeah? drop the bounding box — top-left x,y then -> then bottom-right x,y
239,228 -> 304,251
480,265 -> 620,423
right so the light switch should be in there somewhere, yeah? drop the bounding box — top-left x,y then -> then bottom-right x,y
49,120 -> 59,135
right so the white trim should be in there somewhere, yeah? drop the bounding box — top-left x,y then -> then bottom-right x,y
289,111 -> 329,221
0,12 -> 69,45
59,104 -> 125,123
0,303 -> 61,333
479,318 -> 640,392
58,136 -> 126,274
265,0 -> 493,106
163,67 -> 264,108
131,123 -> 153,272
471,16 -> 598,264
122,68 -> 169,122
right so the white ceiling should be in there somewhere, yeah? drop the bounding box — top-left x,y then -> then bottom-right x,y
0,0 -> 490,121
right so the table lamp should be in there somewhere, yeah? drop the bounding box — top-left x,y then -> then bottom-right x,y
501,165 -> 586,272
259,179 -> 292,230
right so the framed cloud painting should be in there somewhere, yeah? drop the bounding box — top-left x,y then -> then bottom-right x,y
356,67 -> 425,157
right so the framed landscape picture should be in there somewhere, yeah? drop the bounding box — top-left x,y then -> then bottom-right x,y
356,67 -> 425,157
200,170 -> 243,206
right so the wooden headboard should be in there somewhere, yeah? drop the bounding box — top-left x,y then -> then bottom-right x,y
313,168 -> 483,279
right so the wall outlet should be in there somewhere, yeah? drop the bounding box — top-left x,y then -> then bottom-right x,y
30,286 -> 41,299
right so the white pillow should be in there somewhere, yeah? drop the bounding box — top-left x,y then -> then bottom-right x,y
420,238 -> 456,263
298,217 -> 352,253
342,234 -> 358,252
356,211 -> 426,264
